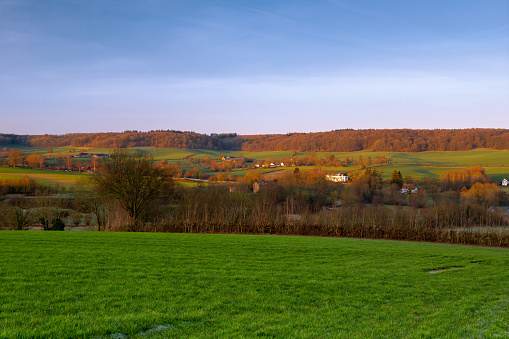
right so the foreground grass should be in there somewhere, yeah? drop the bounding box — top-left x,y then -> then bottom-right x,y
1,232 -> 508,338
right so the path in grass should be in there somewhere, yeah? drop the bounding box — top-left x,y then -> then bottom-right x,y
0,232 -> 508,338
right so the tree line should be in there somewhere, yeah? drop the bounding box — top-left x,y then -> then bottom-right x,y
2,128 -> 509,152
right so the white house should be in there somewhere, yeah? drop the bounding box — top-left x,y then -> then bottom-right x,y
402,186 -> 418,194
326,173 -> 348,182
502,178 -> 508,186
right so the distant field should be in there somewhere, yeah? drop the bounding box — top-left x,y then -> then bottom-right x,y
0,145 -> 78,155
0,167 -> 88,186
1,232 -> 508,338
2,145 -> 509,182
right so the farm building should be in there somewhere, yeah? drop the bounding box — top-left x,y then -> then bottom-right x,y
75,153 -> 92,158
401,186 -> 418,194
74,153 -> 109,158
325,173 -> 349,182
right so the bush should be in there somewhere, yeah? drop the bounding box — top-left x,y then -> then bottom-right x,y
70,212 -> 82,227
84,214 -> 93,226
51,218 -> 65,231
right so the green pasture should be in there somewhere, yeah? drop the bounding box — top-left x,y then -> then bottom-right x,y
313,150 -> 390,159
388,149 -> 509,167
132,147 -> 191,160
0,145 -> 116,157
228,150 -> 297,160
0,232 -> 508,338
187,149 -> 225,160
231,168 -> 283,177
0,167 -> 88,186
175,180 -> 209,187
0,144 -> 48,154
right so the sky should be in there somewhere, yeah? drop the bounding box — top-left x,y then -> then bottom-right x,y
1,0 -> 508,135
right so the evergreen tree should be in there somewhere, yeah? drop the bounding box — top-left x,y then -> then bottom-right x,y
390,170 -> 404,188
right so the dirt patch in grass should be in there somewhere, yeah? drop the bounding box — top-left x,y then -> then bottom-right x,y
428,267 -> 462,274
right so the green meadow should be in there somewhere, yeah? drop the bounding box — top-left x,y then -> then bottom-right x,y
0,232 -> 508,338
0,167 -> 88,186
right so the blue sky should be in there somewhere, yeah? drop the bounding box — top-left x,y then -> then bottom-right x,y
1,0 -> 508,135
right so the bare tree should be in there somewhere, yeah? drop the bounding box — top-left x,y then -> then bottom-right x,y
74,180 -> 113,231
65,156 -> 74,171
33,193 -> 66,230
89,149 -> 174,230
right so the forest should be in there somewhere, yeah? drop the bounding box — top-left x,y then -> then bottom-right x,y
2,128 -> 509,152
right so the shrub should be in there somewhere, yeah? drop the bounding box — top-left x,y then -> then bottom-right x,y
51,218 -> 65,231
84,214 -> 93,226
70,212 -> 82,227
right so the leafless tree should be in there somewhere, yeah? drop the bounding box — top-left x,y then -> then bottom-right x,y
89,149 -> 174,230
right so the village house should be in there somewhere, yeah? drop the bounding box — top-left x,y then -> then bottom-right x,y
74,152 -> 92,158
401,186 -> 418,194
325,173 -> 348,182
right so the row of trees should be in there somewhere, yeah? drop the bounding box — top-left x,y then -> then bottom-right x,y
1,148 -> 101,172
241,129 -> 509,152
440,165 -> 489,190
3,131 -> 242,150
3,128 -> 509,152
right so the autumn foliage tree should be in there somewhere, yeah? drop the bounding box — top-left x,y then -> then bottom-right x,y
460,182 -> 501,206
350,168 -> 384,203
390,170 -> 404,188
7,148 -> 24,167
26,151 -> 45,169
439,165 -> 488,190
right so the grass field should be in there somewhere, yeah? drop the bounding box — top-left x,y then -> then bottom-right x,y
0,232 -> 508,338
0,167 -> 88,186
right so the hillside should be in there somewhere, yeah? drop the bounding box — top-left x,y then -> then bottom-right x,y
2,129 -> 509,152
